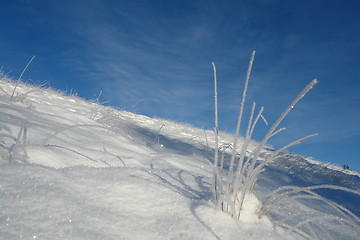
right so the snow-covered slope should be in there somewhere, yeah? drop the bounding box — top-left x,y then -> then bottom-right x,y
1,77 -> 359,239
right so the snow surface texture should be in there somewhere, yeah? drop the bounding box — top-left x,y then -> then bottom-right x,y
1,76 -> 359,239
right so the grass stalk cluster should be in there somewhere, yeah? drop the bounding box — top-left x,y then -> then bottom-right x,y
211,51 -> 318,220
258,185 -> 360,239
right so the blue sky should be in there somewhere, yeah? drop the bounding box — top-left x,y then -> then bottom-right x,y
1,0 -> 360,171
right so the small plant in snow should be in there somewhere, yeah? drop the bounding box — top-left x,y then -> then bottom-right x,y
89,91 -> 111,120
211,51 -> 318,220
257,185 -> 360,239
342,164 -> 350,170
0,125 -> 28,162
10,56 -> 35,102
155,124 -> 165,145
211,51 -> 360,239
1,58 -> 40,105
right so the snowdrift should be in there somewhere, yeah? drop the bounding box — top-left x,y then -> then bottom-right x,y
1,75 -> 359,239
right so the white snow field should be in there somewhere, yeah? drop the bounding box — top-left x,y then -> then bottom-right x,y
1,75 -> 360,239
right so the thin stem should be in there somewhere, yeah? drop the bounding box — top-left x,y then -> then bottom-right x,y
10,56 -> 35,101
226,50 -> 256,199
212,62 -> 221,204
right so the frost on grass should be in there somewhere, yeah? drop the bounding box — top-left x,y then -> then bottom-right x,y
211,51 -> 318,223
257,185 -> 360,239
0,125 -> 28,162
210,51 -> 360,240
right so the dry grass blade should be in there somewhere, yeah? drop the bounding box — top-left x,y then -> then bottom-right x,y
10,56 -> 35,101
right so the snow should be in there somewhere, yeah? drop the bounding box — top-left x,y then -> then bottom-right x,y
1,77 -> 359,239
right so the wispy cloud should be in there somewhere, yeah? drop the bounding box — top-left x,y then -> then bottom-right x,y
4,0 -> 358,169
47,0 -> 228,126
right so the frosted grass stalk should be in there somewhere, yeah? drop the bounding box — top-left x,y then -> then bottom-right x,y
204,130 -> 209,151
237,102 -> 257,174
259,185 -> 360,220
305,223 -> 319,240
245,133 -> 319,193
10,56 -> 35,101
261,184 -> 360,210
212,62 -> 221,204
317,224 -> 337,240
251,79 -> 318,162
232,103 -> 257,197
219,144 -> 233,170
155,124 -> 165,144
280,223 -> 312,240
266,133 -> 319,162
260,114 -> 268,126
286,216 -> 360,237
269,127 -> 286,138
237,105 -> 265,179
234,79 -> 317,218
248,79 -> 318,177
231,104 -> 268,218
226,50 -> 256,200
230,102 -> 258,218
259,184 -> 360,238
266,193 -> 360,227
276,212 -> 354,231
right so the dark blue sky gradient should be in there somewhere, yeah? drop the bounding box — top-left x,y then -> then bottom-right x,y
1,0 -> 360,171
